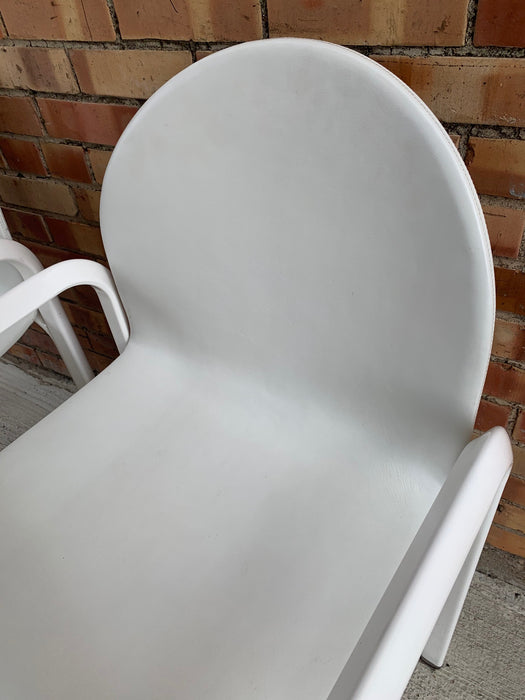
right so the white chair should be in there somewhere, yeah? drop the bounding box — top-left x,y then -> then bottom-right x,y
0,39 -> 512,699
0,210 -> 94,387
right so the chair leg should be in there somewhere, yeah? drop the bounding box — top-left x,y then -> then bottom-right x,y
421,487 -> 503,668
37,299 -> 94,388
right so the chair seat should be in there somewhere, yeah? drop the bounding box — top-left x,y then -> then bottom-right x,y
0,342 -> 443,699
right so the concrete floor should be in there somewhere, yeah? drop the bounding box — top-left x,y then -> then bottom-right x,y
1,358 -> 524,699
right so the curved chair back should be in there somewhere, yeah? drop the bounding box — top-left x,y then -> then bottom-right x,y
101,39 -> 493,470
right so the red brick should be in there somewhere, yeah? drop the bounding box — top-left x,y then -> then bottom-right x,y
45,216 -> 105,257
63,300 -> 111,335
195,50 -> 215,62
73,187 -> 101,222
474,0 -> 525,48
114,0 -> 262,41
41,142 -> 90,183
493,319 -> 525,362
7,342 -> 42,366
513,410 -> 525,443
483,204 -> 524,258
487,524 -> 525,557
449,133 -> 461,149
37,99 -> 138,147
1,208 -> 50,242
374,56 -> 525,127
512,445 -> 525,479
88,148 -> 112,184
267,0 -> 469,46
60,284 -> 103,311
0,46 -> 77,93
474,399 -> 511,432
0,96 -> 43,137
495,267 -> 525,315
36,349 -> 69,376
466,138 -> 525,199
20,326 -> 61,356
0,137 -> 46,175
85,349 -> 115,373
87,330 -> 118,357
493,500 -> 525,534
70,49 -> 192,99
483,361 -> 525,403
1,0 -> 115,41
23,241 -> 75,268
0,174 -> 77,216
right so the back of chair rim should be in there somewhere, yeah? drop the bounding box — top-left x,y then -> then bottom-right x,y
101,38 -> 494,465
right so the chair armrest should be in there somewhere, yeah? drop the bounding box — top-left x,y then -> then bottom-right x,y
0,258 -> 129,353
329,426 -> 513,700
0,238 -> 44,277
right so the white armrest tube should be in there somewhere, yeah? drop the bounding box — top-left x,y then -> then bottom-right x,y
328,427 -> 513,700
0,258 -> 130,353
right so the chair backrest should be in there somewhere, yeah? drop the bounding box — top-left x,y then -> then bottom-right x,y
101,39 -> 493,466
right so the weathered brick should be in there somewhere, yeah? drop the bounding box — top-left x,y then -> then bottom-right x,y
0,174 -> 77,216
41,142 -> 91,183
1,207 -> 50,242
7,342 -> 41,366
495,267 -> 525,315
493,318 -> 525,362
85,348 -> 114,373
374,56 -> 525,127
57,283 -> 100,310
114,0 -> 262,41
466,138 -> 525,199
20,326 -> 61,356
448,133 -> 461,149
70,49 -> 192,99
513,410 -> 525,443
487,524 -> 525,557
0,137 -> 46,175
0,46 -> 77,93
88,148 -> 112,184
63,300 -> 111,335
483,361 -> 525,403
474,0 -> 525,48
494,500 -> 525,534
37,99 -> 138,146
1,0 -> 115,41
87,330 -> 118,357
195,50 -> 214,62
503,476 -> 525,507
73,187 -> 101,222
36,349 -> 69,376
23,241 -> 74,268
474,399 -> 511,432
60,283 -> 103,311
483,204 -> 525,258
512,444 -> 525,479
45,216 -> 105,257
267,0 -> 469,46
0,96 -> 42,137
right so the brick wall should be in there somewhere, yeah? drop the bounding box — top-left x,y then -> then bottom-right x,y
0,0 -> 524,557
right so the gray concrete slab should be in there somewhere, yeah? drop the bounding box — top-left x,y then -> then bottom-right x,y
404,571 -> 525,699
1,358 -> 524,698
0,358 -> 74,449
